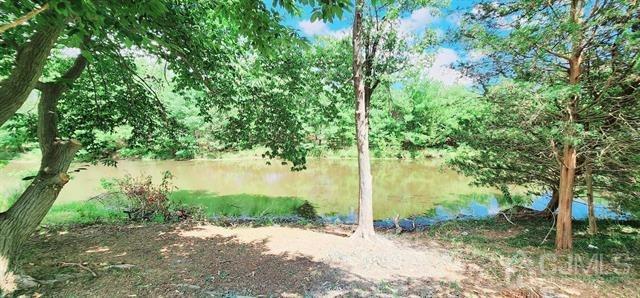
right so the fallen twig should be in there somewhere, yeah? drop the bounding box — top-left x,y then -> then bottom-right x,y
59,262 -> 97,277
499,212 -> 516,225
541,212 -> 557,245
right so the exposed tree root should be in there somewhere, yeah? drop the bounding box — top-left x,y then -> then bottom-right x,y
497,206 -> 554,221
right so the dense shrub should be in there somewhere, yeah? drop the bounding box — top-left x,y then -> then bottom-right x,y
116,171 -> 175,221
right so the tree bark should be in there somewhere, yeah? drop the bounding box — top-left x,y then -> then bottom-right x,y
544,187 -> 560,214
585,165 -> 597,235
555,0 -> 584,251
556,144 -> 577,250
0,11 -> 64,127
351,0 -> 375,239
0,53 -> 86,293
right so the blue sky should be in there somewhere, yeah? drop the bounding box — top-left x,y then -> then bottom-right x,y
275,0 -> 480,86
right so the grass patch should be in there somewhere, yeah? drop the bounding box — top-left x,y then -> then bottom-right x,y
170,190 -> 306,217
42,200 -> 126,226
2,189 -> 309,227
0,191 -> 19,213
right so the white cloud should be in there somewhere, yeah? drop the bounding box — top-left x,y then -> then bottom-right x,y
422,48 -> 472,86
432,48 -> 459,67
398,8 -> 437,35
299,20 -> 331,36
298,20 -> 351,39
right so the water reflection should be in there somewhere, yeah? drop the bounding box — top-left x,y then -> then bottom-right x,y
0,159 -> 630,220
0,158 -> 496,219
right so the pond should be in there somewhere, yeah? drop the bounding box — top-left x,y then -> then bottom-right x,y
0,158 -> 627,220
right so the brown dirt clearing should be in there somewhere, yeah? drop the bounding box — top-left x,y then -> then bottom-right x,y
15,222 -> 632,297
15,223 -> 466,297
179,225 -> 463,282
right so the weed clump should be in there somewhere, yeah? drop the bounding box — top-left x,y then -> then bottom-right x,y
295,201 -> 318,220
113,171 -> 202,222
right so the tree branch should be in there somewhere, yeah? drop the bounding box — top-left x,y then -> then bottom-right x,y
0,10 -> 64,127
0,3 -> 49,35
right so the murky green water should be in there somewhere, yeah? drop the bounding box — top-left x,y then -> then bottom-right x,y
0,158 -> 497,218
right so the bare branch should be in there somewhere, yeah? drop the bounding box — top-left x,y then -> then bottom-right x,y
0,3 -> 49,35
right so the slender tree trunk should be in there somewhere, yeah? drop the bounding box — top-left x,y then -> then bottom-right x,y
351,0 -> 375,239
585,165 -> 597,235
0,12 -> 63,127
544,186 -> 560,214
0,53 -> 86,293
555,0 -> 584,251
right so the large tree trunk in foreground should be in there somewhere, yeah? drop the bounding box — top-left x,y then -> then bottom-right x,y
0,12 -> 63,127
351,0 -> 375,239
0,54 -> 86,293
585,165 -> 597,235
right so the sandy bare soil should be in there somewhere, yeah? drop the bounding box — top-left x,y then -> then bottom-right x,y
14,222 -> 635,297
180,225 -> 463,282
16,223 -> 467,297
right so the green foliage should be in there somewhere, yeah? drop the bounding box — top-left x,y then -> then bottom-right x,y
0,113 -> 37,160
301,37 -> 355,151
1,0 -> 353,170
369,80 -> 482,154
447,80 -> 560,192
452,0 -> 640,204
170,190 -> 306,217
0,0 -> 473,166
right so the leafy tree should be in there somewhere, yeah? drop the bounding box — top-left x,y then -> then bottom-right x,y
0,0 -> 349,291
351,0 -> 439,239
448,81 -> 562,212
303,37 -> 355,151
0,113 -> 37,158
370,77 -> 482,155
457,0 -> 639,249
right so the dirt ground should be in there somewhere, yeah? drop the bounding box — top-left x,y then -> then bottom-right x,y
12,222 -> 639,297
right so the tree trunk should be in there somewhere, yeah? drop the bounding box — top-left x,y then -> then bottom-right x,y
556,144 -> 577,250
585,165 -> 597,235
0,52 -> 86,292
351,0 -> 375,239
555,0 -> 584,251
0,12 -> 63,127
544,187 -> 559,214
0,95 -> 80,292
